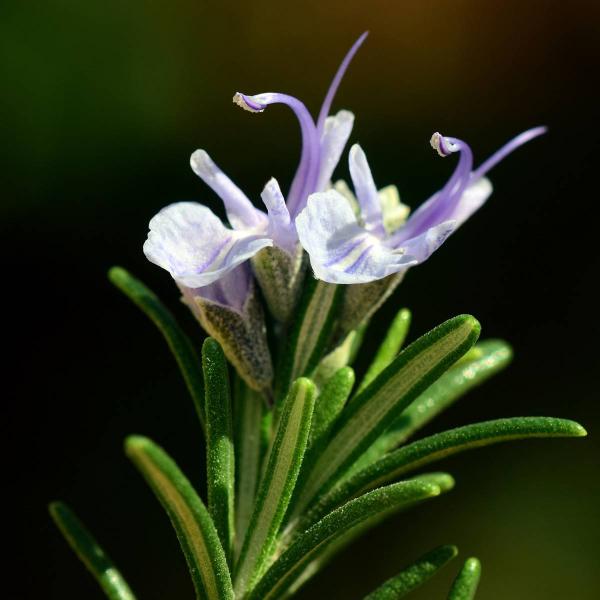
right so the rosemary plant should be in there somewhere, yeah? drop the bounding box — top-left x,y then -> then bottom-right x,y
50,33 -> 585,599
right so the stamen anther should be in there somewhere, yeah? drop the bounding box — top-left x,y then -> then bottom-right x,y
430,132 -> 458,157
233,92 -> 265,113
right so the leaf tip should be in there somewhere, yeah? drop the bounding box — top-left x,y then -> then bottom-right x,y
202,336 -> 222,354
294,376 -> 317,396
432,473 -> 455,492
108,265 -> 127,284
48,500 -> 66,520
423,482 -> 442,497
339,366 -> 356,385
124,434 -> 151,456
464,557 -> 482,574
458,314 -> 481,337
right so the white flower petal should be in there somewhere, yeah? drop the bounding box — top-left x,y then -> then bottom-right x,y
144,202 -> 272,288
450,176 -> 493,225
260,178 -> 297,255
395,220 -> 457,263
316,110 -> 355,192
348,144 -> 386,236
333,179 -> 360,215
296,190 -> 416,284
190,150 -> 267,231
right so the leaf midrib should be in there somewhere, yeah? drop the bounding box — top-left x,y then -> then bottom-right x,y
301,325 -> 467,505
136,452 -> 220,600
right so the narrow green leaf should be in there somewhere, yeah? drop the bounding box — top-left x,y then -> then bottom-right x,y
234,378 -> 316,596
276,278 -> 343,400
49,502 -> 136,600
293,315 -> 481,516
357,308 -> 411,394
109,266 -> 205,431
363,544 -> 458,599
313,322 -> 367,388
309,367 -> 355,448
248,480 -> 443,600
283,473 -> 455,595
310,417 -> 586,525
125,436 -> 233,600
203,338 -> 235,561
448,558 -> 482,600
232,375 -> 264,560
355,340 -> 513,470
290,368 -> 355,527
409,472 -> 456,493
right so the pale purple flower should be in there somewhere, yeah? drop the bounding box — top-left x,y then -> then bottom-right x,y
296,127 -> 547,284
143,33 -> 368,315
144,200 -> 271,291
232,31 -> 368,236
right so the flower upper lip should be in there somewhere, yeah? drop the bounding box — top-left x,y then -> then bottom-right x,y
144,31 -> 547,293
296,128 -> 547,284
144,33 -> 367,292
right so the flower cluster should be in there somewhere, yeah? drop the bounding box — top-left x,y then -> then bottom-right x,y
143,32 -> 545,393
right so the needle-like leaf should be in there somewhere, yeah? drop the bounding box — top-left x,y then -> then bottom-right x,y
283,473 -> 455,595
49,502 -> 136,600
234,378 -> 316,596
309,366 -> 355,449
276,278 -> 343,401
363,544 -> 458,599
307,417 -> 586,526
109,266 -> 205,432
248,480 -> 443,600
125,436 -> 233,600
203,338 -> 235,561
357,308 -> 411,394
447,558 -> 482,599
354,340 -> 513,470
233,375 -> 264,560
313,322 -> 367,387
292,315 -> 481,517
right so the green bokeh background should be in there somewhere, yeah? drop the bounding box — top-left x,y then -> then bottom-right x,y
3,1 -> 599,598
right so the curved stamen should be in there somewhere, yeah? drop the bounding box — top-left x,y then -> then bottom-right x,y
389,127 -> 546,248
430,134 -> 474,218
234,92 -> 320,217
472,126 -> 547,180
392,134 -> 473,244
316,31 -> 369,133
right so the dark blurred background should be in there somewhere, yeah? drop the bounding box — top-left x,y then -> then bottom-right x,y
3,1 -> 599,598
